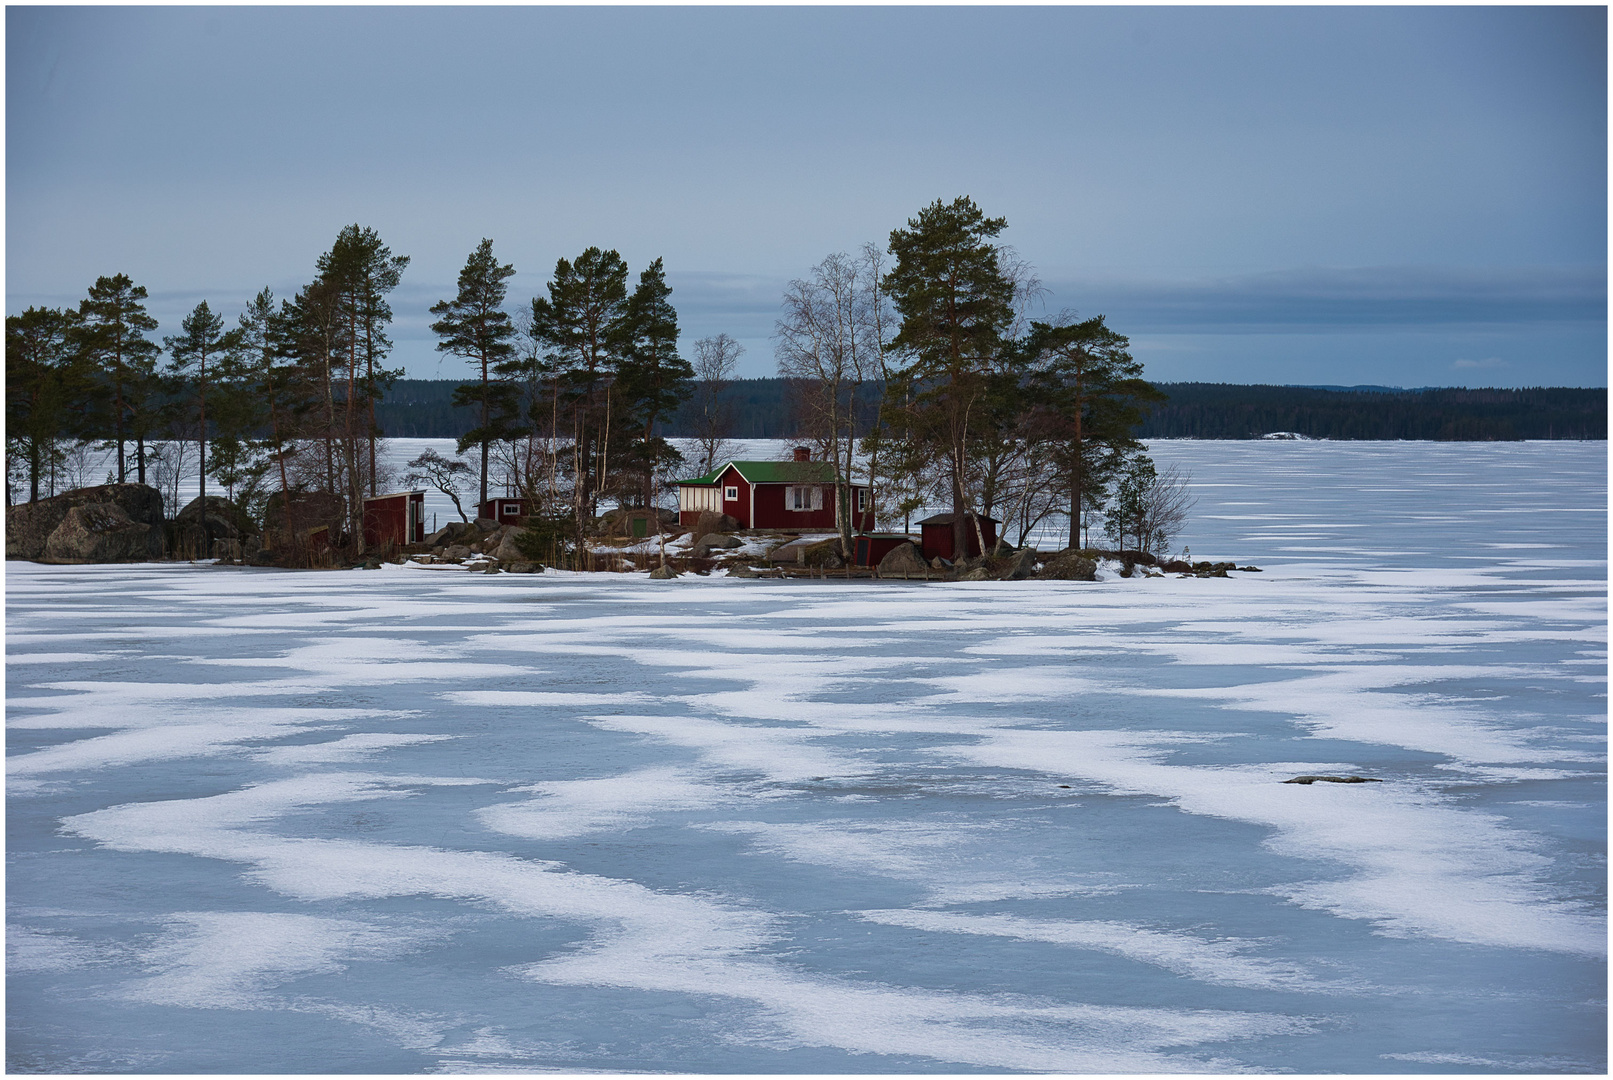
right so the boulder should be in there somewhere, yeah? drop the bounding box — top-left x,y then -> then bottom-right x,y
876,542 -> 929,579
802,539 -> 844,569
442,543 -> 473,561
263,489 -> 346,540
506,561 -> 543,574
1161,559 -> 1193,574
42,502 -> 159,564
175,495 -> 255,538
495,528 -> 530,563
691,510 -> 742,543
648,565 -> 679,579
1036,549 -> 1098,581
694,533 -> 742,553
474,516 -> 499,531
1282,775 -> 1383,785
8,483 -> 166,561
1001,548 -> 1039,580
959,566 -> 993,581
727,563 -> 757,578
424,520 -> 477,547
173,496 -> 261,562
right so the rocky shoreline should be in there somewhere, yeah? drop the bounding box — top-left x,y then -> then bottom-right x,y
6,484 -> 1260,582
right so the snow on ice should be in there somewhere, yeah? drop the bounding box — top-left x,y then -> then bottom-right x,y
6,440 -> 1606,1073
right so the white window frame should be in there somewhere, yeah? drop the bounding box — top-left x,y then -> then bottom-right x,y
724,486 -> 739,501
855,488 -> 868,512
786,485 -> 824,512
502,502 -> 520,516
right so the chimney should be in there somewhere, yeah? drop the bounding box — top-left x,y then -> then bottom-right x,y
792,446 -> 811,462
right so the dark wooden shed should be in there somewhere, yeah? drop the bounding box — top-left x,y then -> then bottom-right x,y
919,513 -> 999,563
853,533 -> 919,567
363,490 -> 426,549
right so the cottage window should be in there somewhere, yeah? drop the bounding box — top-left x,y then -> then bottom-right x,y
724,486 -> 738,501
502,502 -> 520,516
855,488 -> 868,512
786,485 -> 824,511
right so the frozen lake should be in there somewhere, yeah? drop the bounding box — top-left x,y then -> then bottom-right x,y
7,441 -> 1606,1073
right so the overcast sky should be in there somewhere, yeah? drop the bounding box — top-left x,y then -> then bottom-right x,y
7,5 -> 1606,387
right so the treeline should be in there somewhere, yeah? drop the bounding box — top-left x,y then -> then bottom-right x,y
377,378 -> 1607,442
1140,384 -> 1605,440
17,196 -> 1601,571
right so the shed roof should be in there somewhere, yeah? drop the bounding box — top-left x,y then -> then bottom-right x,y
917,512 -> 1000,526
678,460 -> 839,485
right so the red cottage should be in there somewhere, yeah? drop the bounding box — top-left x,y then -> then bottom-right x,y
676,447 -> 874,532
919,513 -> 999,562
363,490 -> 427,549
478,496 -> 531,526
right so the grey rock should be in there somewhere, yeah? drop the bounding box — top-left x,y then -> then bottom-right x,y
495,528 -> 529,563
507,561 -> 542,574
726,563 -> 757,578
42,503 -> 157,564
877,542 -> 929,579
8,483 -> 165,561
648,565 -> 679,579
1282,775 -> 1383,785
176,495 -> 254,539
694,533 -> 742,553
443,544 -> 473,561
474,516 -> 499,531
424,520 -> 477,547
959,566 -> 993,581
1036,550 -> 1098,581
1002,548 -> 1039,580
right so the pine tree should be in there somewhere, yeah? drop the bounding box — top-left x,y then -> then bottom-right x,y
529,247 -> 633,546
76,274 -> 161,484
164,300 -> 227,504
317,225 -> 408,535
616,258 -> 692,509
882,197 -> 1016,556
431,239 -> 519,509
6,306 -> 87,502
1022,316 -> 1164,549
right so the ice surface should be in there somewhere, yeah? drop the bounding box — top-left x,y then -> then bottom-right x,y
7,441 -> 1605,1073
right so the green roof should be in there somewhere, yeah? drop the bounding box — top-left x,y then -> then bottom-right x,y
677,460 -> 839,485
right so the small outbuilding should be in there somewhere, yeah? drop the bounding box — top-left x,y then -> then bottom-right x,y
363,490 -> 427,549
853,533 -> 919,568
676,447 -> 873,532
478,496 -> 531,526
919,513 -> 999,563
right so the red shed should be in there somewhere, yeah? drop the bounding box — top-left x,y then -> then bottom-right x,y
363,490 -> 426,549
919,513 -> 999,563
676,447 -> 873,532
479,496 -> 531,525
853,533 -> 919,567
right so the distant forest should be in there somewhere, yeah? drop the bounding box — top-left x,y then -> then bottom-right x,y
377,379 -> 1607,442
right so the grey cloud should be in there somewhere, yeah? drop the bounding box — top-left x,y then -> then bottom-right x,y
1053,266 -> 1606,333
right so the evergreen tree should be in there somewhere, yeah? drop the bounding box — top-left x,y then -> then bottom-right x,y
164,300 -> 227,503
1021,315 -> 1164,548
529,247 -> 633,544
882,197 -> 1016,556
430,239 -> 519,508
6,306 -> 87,502
317,225 -> 408,530
76,274 -> 161,484
616,258 -> 692,509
